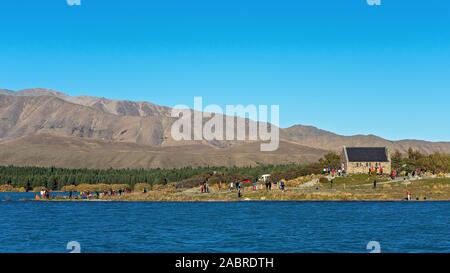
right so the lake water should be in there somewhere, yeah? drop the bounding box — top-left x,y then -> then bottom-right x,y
1,192 -> 450,253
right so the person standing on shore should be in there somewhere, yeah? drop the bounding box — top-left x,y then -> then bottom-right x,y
405,191 -> 412,201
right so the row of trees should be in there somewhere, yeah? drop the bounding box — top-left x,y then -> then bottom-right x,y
391,148 -> 450,174
0,157 -> 336,191
0,166 -> 216,191
7,147 -> 448,191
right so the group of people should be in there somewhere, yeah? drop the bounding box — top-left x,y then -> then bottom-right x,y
368,166 -> 384,175
35,189 -> 51,200
228,181 -> 242,193
200,181 -> 210,193
77,191 -> 99,199
198,176 -> 289,198
405,169 -> 424,178
267,180 -> 286,191
323,167 -> 346,177
404,191 -> 427,201
226,178 -> 287,196
68,188 -> 130,200
390,168 -> 424,180
34,188 -> 133,201
227,180 -> 252,198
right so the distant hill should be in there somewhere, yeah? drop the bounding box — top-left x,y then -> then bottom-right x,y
281,125 -> 450,154
0,88 -> 449,169
0,89 -> 14,96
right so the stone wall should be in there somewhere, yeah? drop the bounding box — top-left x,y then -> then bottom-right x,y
345,161 -> 392,174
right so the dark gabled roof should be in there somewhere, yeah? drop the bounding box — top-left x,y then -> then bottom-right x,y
345,147 -> 388,162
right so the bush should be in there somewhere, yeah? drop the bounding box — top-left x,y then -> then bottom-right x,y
0,184 -> 15,192
319,177 -> 329,184
392,148 -> 450,173
134,183 -> 152,192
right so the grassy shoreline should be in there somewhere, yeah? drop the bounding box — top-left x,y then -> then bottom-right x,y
7,175 -> 449,202
14,177 -> 450,202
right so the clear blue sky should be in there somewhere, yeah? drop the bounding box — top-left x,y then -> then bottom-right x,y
1,0 -> 449,141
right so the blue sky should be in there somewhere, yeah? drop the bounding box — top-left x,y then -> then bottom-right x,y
1,0 -> 449,141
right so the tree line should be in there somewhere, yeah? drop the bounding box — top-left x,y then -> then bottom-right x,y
3,147 -> 446,191
0,159 -> 332,191
391,148 -> 450,174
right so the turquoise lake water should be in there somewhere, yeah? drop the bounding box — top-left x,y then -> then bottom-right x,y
1,192 -> 450,253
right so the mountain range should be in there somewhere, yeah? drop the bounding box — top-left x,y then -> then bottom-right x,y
1,88 -> 449,169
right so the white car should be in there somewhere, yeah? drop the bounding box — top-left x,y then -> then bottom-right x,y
259,174 -> 271,183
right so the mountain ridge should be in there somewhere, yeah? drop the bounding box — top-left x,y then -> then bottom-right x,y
1,88 -> 449,169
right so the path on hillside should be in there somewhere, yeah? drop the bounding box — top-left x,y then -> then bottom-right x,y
291,175 -> 424,190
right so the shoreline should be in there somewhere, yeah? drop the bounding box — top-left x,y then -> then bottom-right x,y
4,175 -> 450,203
6,192 -> 449,203
12,198 -> 450,203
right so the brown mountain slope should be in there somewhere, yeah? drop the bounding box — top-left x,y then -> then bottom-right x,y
14,88 -> 172,117
0,134 -> 326,169
0,88 -> 449,169
0,93 -> 254,150
0,94 -> 168,146
282,125 -> 450,154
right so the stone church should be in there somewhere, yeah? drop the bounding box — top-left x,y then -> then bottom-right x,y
342,146 -> 392,174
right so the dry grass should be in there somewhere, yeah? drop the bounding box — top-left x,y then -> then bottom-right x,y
47,175 -> 450,202
0,184 -> 25,192
286,175 -> 318,187
133,183 -> 152,192
61,183 -> 130,192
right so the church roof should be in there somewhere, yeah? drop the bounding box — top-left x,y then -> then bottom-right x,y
345,147 -> 389,162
